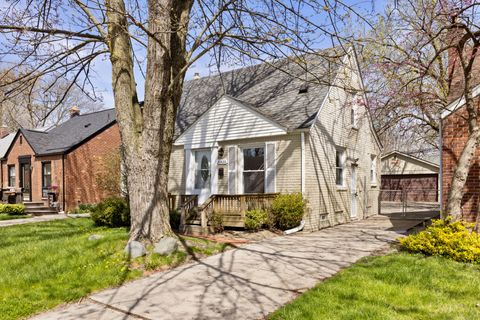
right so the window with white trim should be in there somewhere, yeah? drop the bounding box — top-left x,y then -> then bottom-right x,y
243,147 -> 265,193
370,155 -> 377,185
335,148 -> 346,187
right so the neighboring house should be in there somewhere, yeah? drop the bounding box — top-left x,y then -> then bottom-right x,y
0,108 -> 120,211
381,151 -> 439,202
170,47 -> 382,231
441,33 -> 480,222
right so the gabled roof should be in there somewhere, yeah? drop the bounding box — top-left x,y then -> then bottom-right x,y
11,109 -> 116,156
175,48 -> 346,138
0,133 -> 15,158
381,151 -> 440,169
441,83 -> 480,119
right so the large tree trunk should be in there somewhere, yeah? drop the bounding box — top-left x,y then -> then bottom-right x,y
106,0 -> 193,242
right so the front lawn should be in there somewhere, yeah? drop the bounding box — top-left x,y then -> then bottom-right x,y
0,218 -> 228,320
0,213 -> 32,221
270,253 -> 480,320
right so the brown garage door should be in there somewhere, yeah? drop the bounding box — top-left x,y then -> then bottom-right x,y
381,174 -> 438,202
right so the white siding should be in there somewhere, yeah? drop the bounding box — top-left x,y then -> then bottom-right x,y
174,96 -> 287,146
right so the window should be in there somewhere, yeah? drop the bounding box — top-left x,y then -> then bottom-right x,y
350,108 -> 355,125
194,150 -> 211,189
7,165 -> 15,187
370,155 -> 377,185
335,149 -> 345,187
243,147 -> 265,193
42,162 -> 52,198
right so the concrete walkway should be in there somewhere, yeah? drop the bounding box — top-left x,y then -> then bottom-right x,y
0,214 -> 67,227
32,216 -> 418,320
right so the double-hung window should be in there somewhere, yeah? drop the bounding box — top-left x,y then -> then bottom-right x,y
370,155 -> 377,186
243,147 -> 265,193
335,149 -> 346,187
8,165 -> 15,187
42,162 -> 52,198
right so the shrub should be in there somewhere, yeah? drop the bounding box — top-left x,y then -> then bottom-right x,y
70,203 -> 97,214
271,193 -> 305,230
0,204 -> 26,215
209,211 -> 224,233
91,197 -> 130,227
170,209 -> 181,230
399,218 -> 480,264
245,209 -> 269,231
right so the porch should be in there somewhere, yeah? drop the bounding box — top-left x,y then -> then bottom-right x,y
169,193 -> 278,234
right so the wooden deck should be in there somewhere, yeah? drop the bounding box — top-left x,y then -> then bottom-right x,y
170,193 -> 278,233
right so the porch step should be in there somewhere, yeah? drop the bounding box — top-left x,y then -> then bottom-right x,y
23,202 -> 58,216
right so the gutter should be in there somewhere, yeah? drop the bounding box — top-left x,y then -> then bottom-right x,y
301,132 -> 305,194
62,154 -> 66,211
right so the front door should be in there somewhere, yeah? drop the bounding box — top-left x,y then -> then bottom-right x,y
193,150 -> 212,203
350,165 -> 357,218
19,159 -> 32,202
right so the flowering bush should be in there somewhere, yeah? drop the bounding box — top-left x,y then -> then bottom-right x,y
399,218 -> 480,264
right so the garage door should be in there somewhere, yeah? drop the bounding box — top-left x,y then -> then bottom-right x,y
381,174 -> 438,202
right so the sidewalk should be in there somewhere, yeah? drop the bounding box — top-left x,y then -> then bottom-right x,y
0,214 -> 68,228
32,216 -> 415,320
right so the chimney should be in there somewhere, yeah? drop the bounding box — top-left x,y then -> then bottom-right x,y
0,126 -> 9,139
69,106 -> 80,118
193,72 -> 200,80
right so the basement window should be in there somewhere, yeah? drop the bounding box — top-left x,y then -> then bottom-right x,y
298,84 -> 309,94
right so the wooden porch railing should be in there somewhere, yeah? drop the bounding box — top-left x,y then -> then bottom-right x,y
198,193 -> 279,228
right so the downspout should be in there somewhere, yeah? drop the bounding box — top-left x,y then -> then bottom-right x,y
439,116 -> 443,218
62,154 -> 65,212
285,132 -> 306,235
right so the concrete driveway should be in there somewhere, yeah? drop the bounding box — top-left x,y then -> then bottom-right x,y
32,215 -> 419,320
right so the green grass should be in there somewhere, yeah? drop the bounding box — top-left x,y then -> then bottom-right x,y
0,218 -> 228,320
269,253 -> 480,320
0,214 -> 32,221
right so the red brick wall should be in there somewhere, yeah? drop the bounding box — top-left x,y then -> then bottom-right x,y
442,100 -> 480,222
1,133 -> 64,205
64,123 -> 121,210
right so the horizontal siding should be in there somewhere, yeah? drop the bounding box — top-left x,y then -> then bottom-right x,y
304,51 -> 381,231
381,154 -> 439,175
174,97 -> 286,146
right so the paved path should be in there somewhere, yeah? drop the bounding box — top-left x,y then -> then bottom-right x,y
0,214 -> 68,227
32,216 -> 419,320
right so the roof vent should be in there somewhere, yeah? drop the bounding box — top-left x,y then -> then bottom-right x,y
298,84 -> 309,94
69,106 -> 80,118
84,123 -> 91,128
193,72 -> 201,80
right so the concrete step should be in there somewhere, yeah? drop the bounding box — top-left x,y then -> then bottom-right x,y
23,202 -> 45,207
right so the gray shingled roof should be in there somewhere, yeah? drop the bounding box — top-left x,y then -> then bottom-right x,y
20,109 -> 116,155
0,133 -> 15,158
12,48 -> 346,155
176,49 -> 346,138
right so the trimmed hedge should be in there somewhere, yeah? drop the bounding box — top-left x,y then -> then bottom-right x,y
399,218 -> 480,264
91,198 -> 130,227
271,193 -> 305,230
0,204 -> 26,216
245,209 -> 269,231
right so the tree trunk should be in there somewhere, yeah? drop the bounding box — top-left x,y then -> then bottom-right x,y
106,0 -> 193,243
445,128 -> 480,220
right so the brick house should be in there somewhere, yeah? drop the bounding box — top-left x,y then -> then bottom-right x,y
0,108 -> 121,211
441,37 -> 480,221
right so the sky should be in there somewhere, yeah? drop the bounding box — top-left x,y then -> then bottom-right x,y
0,0 -> 389,109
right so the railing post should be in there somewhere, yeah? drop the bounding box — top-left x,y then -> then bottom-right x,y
180,207 -> 186,233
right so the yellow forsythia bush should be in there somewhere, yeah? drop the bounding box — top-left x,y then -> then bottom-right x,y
399,218 -> 480,263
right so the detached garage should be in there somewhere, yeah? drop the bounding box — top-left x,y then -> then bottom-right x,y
381,151 -> 439,202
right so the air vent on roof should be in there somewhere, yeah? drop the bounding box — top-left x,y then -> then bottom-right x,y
84,123 -> 91,128
298,84 -> 309,94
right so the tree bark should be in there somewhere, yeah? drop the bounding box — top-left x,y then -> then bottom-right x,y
106,0 -> 193,242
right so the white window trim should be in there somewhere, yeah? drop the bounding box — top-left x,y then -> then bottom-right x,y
335,147 -> 346,188
370,154 -> 377,186
265,142 -> 276,193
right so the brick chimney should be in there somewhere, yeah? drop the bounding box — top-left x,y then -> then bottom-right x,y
69,106 -> 80,118
0,126 -> 9,139
446,15 -> 480,103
